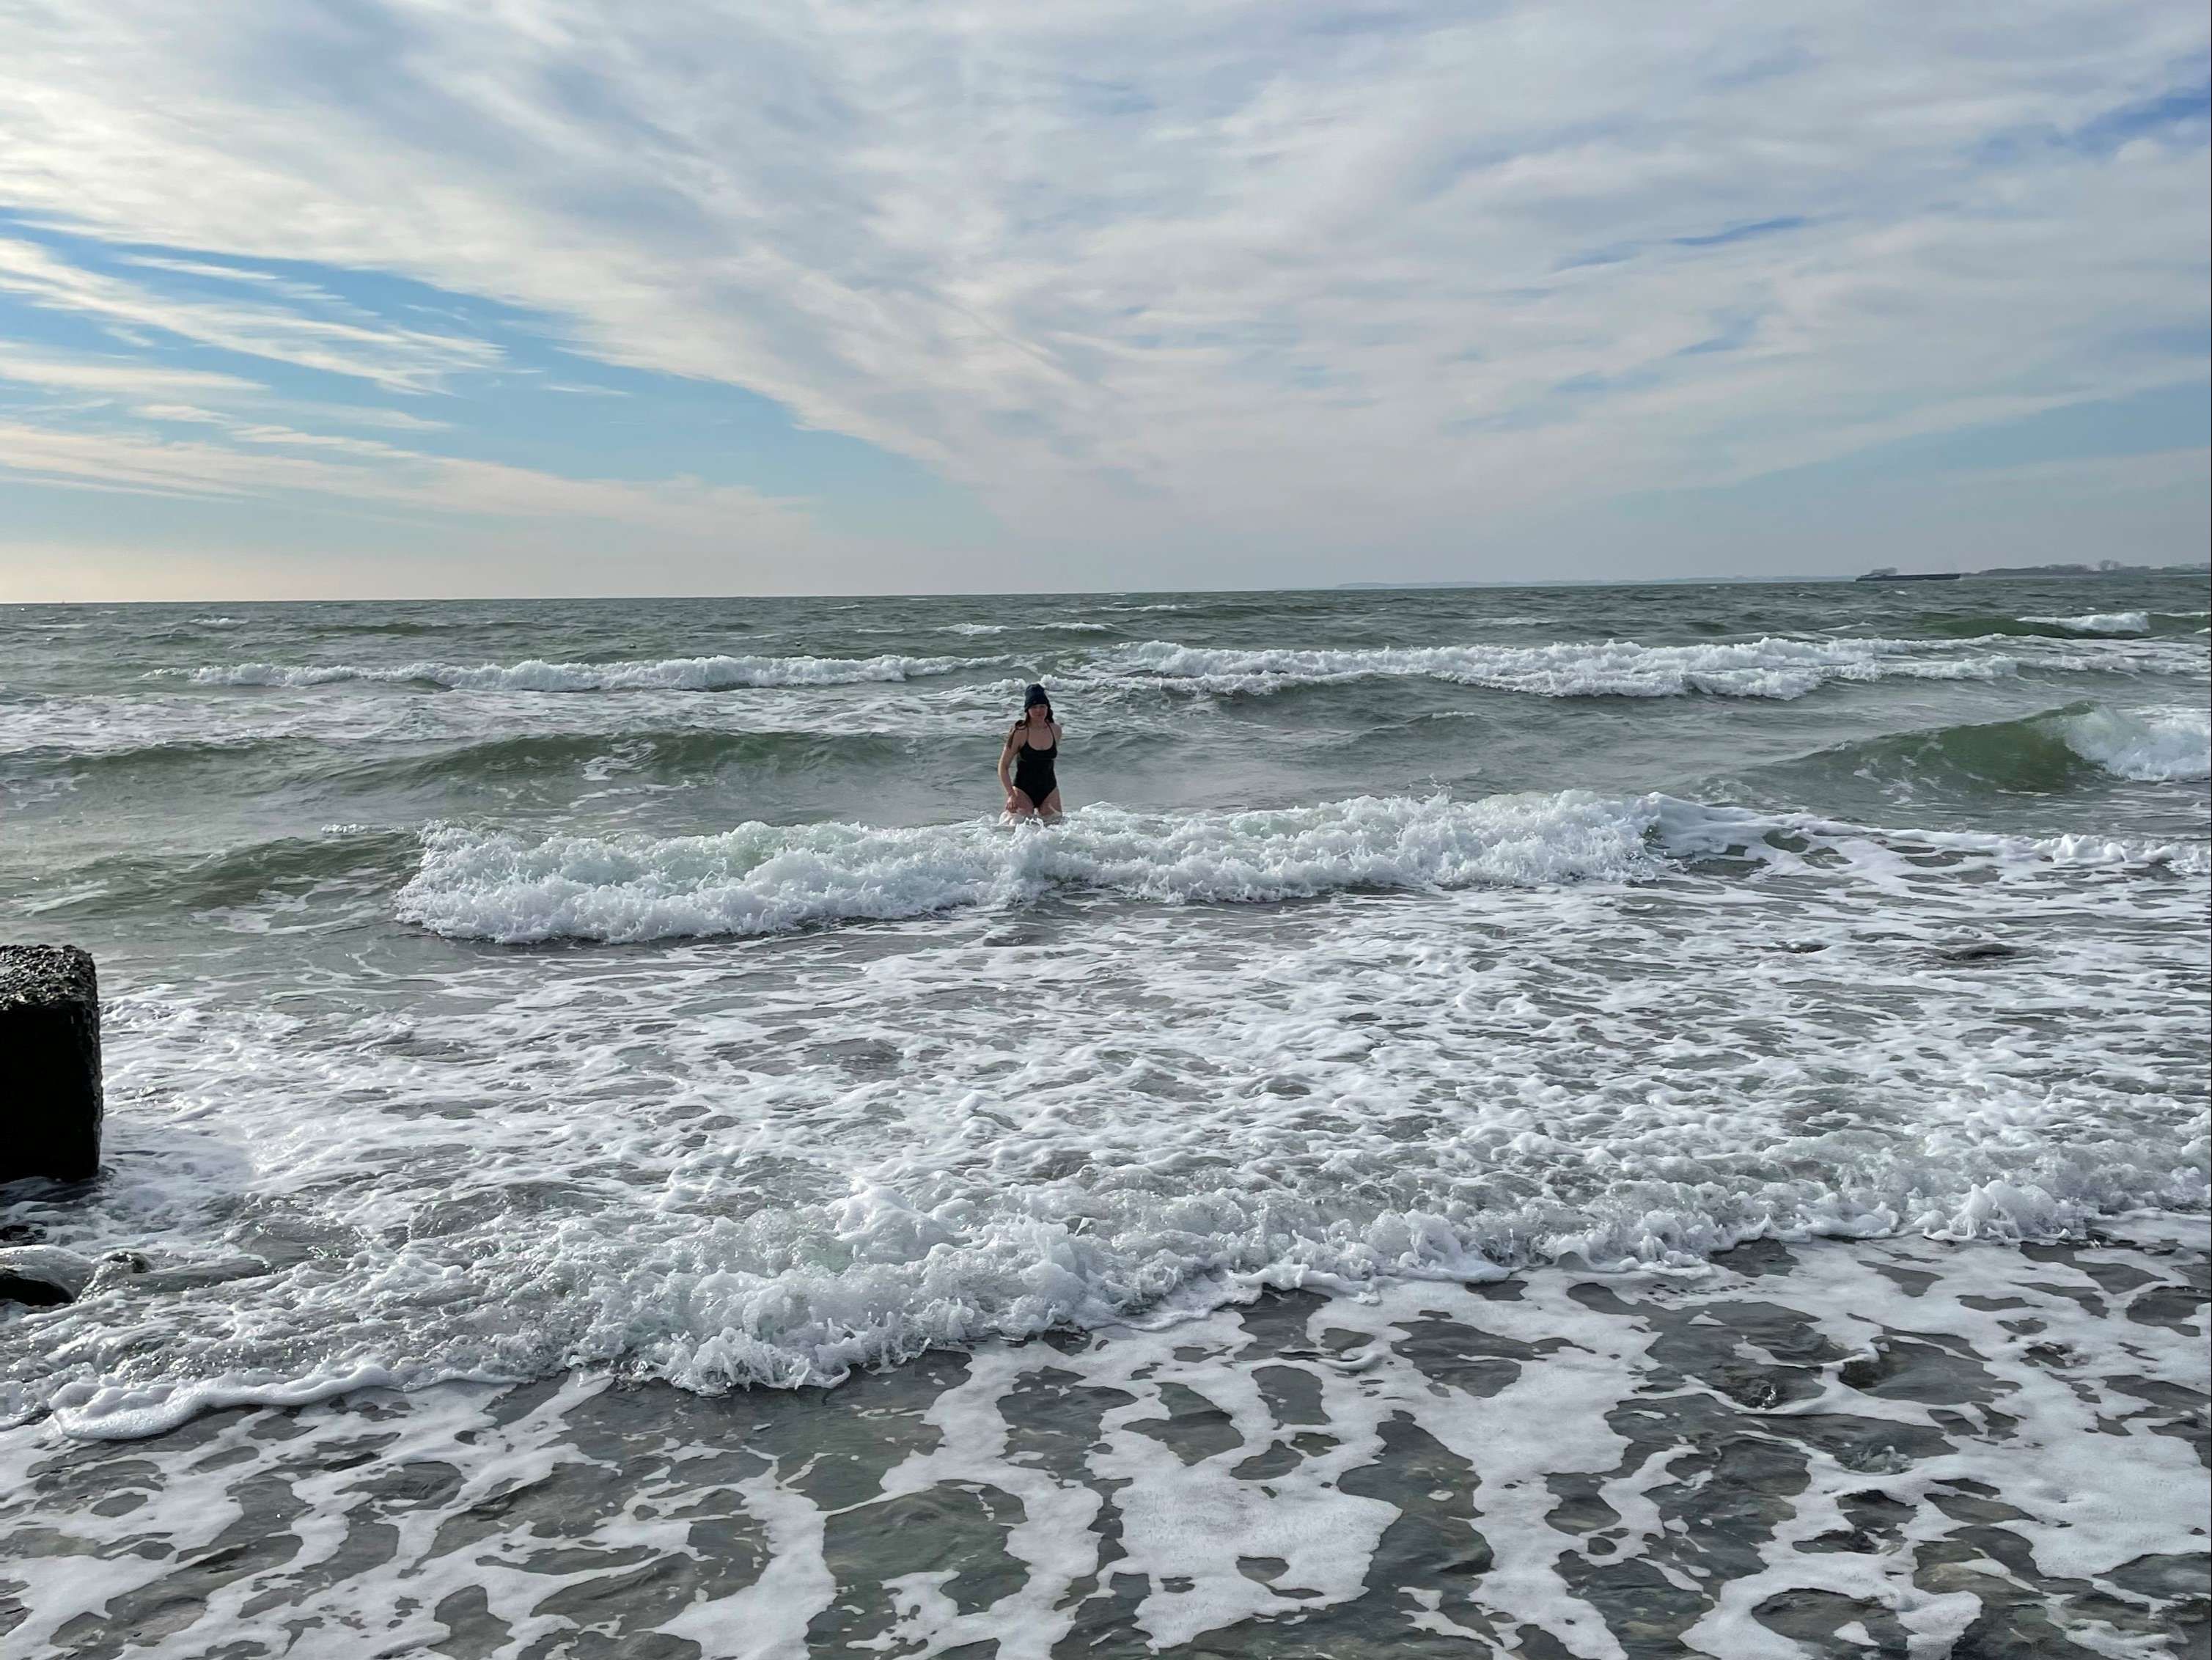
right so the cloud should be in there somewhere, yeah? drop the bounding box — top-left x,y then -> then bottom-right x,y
0,347 -> 262,399
0,0 -> 2205,587
0,416 -> 819,545
0,234 -> 501,392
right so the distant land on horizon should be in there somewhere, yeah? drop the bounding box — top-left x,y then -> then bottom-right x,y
1337,575 -> 1848,590
1853,559 -> 2212,584
1340,561 -> 2212,591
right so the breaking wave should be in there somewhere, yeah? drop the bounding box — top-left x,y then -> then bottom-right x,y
1752,702 -> 2212,799
397,793 -> 1667,943
1918,610 -> 2209,640
394,790 -> 2201,945
2054,703 -> 2212,782
1095,634 -> 2200,699
178,653 -> 986,691
2019,611 -> 2150,636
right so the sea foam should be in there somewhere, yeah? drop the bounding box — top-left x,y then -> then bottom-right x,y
394,792 -> 1668,943
394,790 -> 2202,944
16,834 -> 2206,1439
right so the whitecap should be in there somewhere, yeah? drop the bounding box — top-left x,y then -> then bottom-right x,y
1096,633 -> 2200,699
178,653 -> 988,691
394,791 -> 1668,944
2054,704 -> 2212,782
2020,611 -> 2151,635
394,790 -> 2205,946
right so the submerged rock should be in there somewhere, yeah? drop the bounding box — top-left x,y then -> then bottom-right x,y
1937,940 -> 2027,964
0,944 -> 103,1184
0,1244 -> 97,1307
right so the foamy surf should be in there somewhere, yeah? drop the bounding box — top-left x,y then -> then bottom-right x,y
392,790 -> 2205,945
394,791 -> 1670,943
7,1222 -> 2206,1658
14,833 -> 2208,1439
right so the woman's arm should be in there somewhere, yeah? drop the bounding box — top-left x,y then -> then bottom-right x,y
998,724 -> 1021,795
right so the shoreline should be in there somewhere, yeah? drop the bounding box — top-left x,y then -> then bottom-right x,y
5,1220 -> 2204,1658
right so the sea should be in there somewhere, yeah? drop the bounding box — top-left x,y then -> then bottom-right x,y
1,574 -> 2208,1658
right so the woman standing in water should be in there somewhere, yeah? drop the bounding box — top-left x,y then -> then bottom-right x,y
1000,683 -> 1063,820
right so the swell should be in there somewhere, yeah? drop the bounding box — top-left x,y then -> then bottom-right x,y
29,829 -> 422,921
1743,702 -> 2212,801
174,650 -> 991,691
1918,609 -> 2208,640
0,727 -> 922,790
361,728 -> 918,789
1091,633 -> 2205,699
0,734 -> 322,778
133,629 -> 2212,707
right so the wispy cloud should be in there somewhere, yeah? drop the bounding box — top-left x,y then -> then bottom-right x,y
0,347 -> 262,399
0,235 -> 501,392
0,415 -> 818,537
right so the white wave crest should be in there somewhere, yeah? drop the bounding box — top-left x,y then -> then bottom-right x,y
397,793 -> 1670,943
1099,633 -> 2189,699
182,653 -> 981,691
396,791 -> 2205,945
2056,705 -> 2212,782
938,620 -> 1108,636
2021,611 -> 2152,636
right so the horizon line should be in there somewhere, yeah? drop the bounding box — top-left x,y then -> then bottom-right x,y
10,563 -> 2211,608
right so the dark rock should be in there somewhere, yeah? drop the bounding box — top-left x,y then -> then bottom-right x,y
0,1244 -> 97,1306
116,1255 -> 276,1296
1839,1354 -> 1882,1389
1,944 -> 103,1183
0,1271 -> 70,1307
1936,941 -> 2024,964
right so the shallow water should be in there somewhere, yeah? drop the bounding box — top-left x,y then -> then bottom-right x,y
2,575 -> 2207,1653
4,1224 -> 2204,1657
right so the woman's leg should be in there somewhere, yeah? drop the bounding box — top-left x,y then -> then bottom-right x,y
1007,789 -> 1038,818
1037,789 -> 1063,820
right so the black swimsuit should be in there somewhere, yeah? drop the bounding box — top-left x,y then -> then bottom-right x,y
1012,727 -> 1058,806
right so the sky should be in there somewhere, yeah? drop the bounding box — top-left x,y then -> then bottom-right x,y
1,0 -> 2207,601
